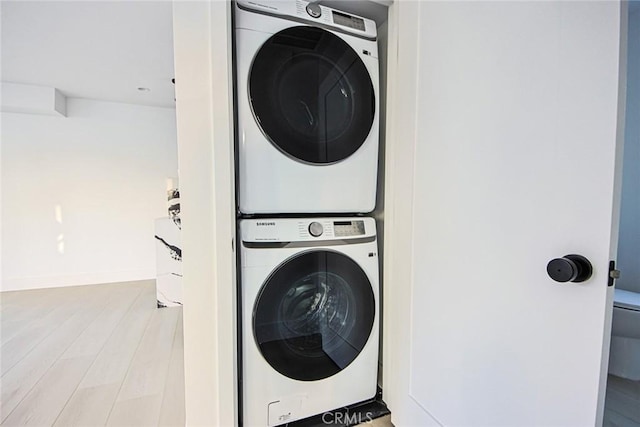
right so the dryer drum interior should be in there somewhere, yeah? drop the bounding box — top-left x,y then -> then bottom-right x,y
249,26 -> 376,164
253,250 -> 376,381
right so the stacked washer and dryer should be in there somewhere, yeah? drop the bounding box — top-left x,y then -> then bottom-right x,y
234,0 -> 381,425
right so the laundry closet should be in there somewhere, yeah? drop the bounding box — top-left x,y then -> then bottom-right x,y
233,1 -> 390,424
172,1 -> 628,425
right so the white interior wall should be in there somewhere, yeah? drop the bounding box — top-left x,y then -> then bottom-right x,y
172,1 -> 237,425
1,98 -> 178,291
618,7 -> 640,293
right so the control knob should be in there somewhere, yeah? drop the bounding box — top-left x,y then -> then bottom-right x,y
308,222 -> 323,237
306,3 -> 322,18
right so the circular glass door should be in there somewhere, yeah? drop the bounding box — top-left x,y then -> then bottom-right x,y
249,26 -> 375,164
253,250 -> 375,381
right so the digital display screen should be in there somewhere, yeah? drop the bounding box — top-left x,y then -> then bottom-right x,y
332,11 -> 366,31
334,220 -> 365,237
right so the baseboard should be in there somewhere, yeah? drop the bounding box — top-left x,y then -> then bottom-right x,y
0,269 -> 155,292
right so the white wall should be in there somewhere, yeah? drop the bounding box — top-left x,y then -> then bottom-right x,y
1,98 -> 178,291
618,6 -> 640,293
172,2 -> 237,425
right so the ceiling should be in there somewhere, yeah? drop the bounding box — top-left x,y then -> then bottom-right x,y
1,1 -> 175,108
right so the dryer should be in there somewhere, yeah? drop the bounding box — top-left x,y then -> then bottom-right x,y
240,217 -> 379,426
235,0 -> 380,214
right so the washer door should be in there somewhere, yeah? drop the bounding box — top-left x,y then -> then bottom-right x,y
253,250 -> 375,381
249,26 -> 376,164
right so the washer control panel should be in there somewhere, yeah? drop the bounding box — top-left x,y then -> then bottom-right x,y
297,219 -> 367,239
333,220 -> 365,237
241,217 -> 375,243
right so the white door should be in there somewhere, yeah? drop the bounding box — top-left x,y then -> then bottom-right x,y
383,1 -> 625,426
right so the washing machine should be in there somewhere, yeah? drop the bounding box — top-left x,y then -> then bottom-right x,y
240,217 -> 379,426
235,0 -> 380,214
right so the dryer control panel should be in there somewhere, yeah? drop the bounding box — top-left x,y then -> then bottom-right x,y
241,217 -> 375,243
236,0 -> 377,40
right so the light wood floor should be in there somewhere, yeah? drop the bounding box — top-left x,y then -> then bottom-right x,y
0,280 -> 184,427
6,281 -> 633,427
604,374 -> 640,427
364,414 -> 392,426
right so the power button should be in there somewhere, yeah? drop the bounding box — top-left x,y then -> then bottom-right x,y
306,3 -> 321,18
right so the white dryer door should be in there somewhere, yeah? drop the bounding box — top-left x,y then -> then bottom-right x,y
253,250 -> 376,381
249,26 -> 375,164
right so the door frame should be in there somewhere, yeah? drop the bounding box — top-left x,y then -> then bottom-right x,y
379,0 -> 424,422
173,1 -> 237,426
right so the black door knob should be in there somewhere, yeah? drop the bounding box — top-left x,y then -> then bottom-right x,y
547,254 -> 593,283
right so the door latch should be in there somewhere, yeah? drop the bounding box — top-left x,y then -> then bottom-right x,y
608,260 -> 620,287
